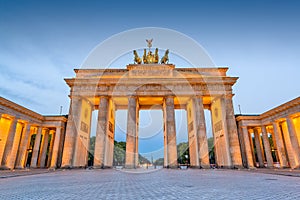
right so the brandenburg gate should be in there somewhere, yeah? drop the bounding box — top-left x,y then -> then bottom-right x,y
61,47 -> 243,169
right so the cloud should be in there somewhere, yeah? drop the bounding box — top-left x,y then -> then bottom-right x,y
0,39 -> 72,114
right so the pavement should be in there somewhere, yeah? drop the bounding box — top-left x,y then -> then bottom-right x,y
0,168 -> 299,199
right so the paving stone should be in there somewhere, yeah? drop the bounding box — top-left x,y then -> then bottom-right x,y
0,169 -> 299,199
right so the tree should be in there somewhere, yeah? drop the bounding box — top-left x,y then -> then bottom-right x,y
177,142 -> 189,165
113,141 -> 126,166
207,137 -> 215,164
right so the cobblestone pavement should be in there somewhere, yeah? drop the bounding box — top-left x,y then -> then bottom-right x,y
0,169 -> 52,179
0,168 -> 299,199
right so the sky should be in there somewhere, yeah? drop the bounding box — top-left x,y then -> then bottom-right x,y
1,0 -> 300,158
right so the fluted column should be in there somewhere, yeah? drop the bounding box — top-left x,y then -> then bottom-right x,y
94,96 -> 109,168
39,129 -> 49,168
164,96 -> 178,168
241,126 -> 254,168
272,122 -> 288,167
253,128 -> 264,167
125,96 -> 138,169
50,127 -> 62,168
30,126 -> 42,168
15,123 -> 31,169
1,117 -> 18,169
61,97 -> 82,168
224,96 -> 243,168
194,96 -> 210,168
261,125 -> 273,168
286,117 -> 300,168
46,130 -> 55,167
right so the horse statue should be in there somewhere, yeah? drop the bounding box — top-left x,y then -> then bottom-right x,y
143,49 -> 147,64
154,48 -> 159,63
160,49 -> 169,64
133,50 -> 142,64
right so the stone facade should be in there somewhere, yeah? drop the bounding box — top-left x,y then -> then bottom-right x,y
1,64 -> 299,170
0,97 -> 67,169
62,64 -> 242,169
236,97 -> 300,169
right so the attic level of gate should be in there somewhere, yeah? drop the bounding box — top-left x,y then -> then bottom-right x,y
67,64 -> 234,83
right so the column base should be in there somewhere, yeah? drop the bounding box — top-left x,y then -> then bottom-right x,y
0,166 -> 11,170
231,165 -> 244,169
60,165 -> 73,169
188,165 -> 199,169
14,166 -> 25,170
200,164 -> 211,169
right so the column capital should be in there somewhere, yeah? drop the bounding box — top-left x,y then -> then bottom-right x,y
253,127 -> 261,133
165,95 -> 175,99
70,95 -> 83,100
222,94 -> 234,99
164,96 -> 175,106
127,95 -> 137,99
240,126 -> 248,129
99,95 -> 109,99
194,94 -> 204,98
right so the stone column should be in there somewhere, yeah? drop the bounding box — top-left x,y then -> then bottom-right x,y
165,96 -> 178,168
286,117 -> 300,168
224,96 -> 243,168
30,126 -> 43,168
61,97 -> 82,168
272,122 -> 288,167
241,126 -> 254,168
194,96 -> 210,168
1,117 -> 18,169
39,129 -> 49,168
46,130 -> 55,167
135,108 -> 139,168
248,130 -> 257,166
50,127 -> 62,168
125,96 -> 138,169
253,128 -> 264,167
94,96 -> 109,168
261,125 -> 273,168
15,123 -> 31,169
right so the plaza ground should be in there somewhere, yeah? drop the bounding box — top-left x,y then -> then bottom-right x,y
0,168 -> 299,199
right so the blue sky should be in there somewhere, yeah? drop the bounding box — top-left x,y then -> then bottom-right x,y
1,0 -> 300,158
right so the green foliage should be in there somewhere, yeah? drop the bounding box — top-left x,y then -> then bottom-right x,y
207,137 -> 214,151
207,137 -> 215,164
177,142 -> 189,164
88,138 -> 151,166
113,141 -> 126,165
